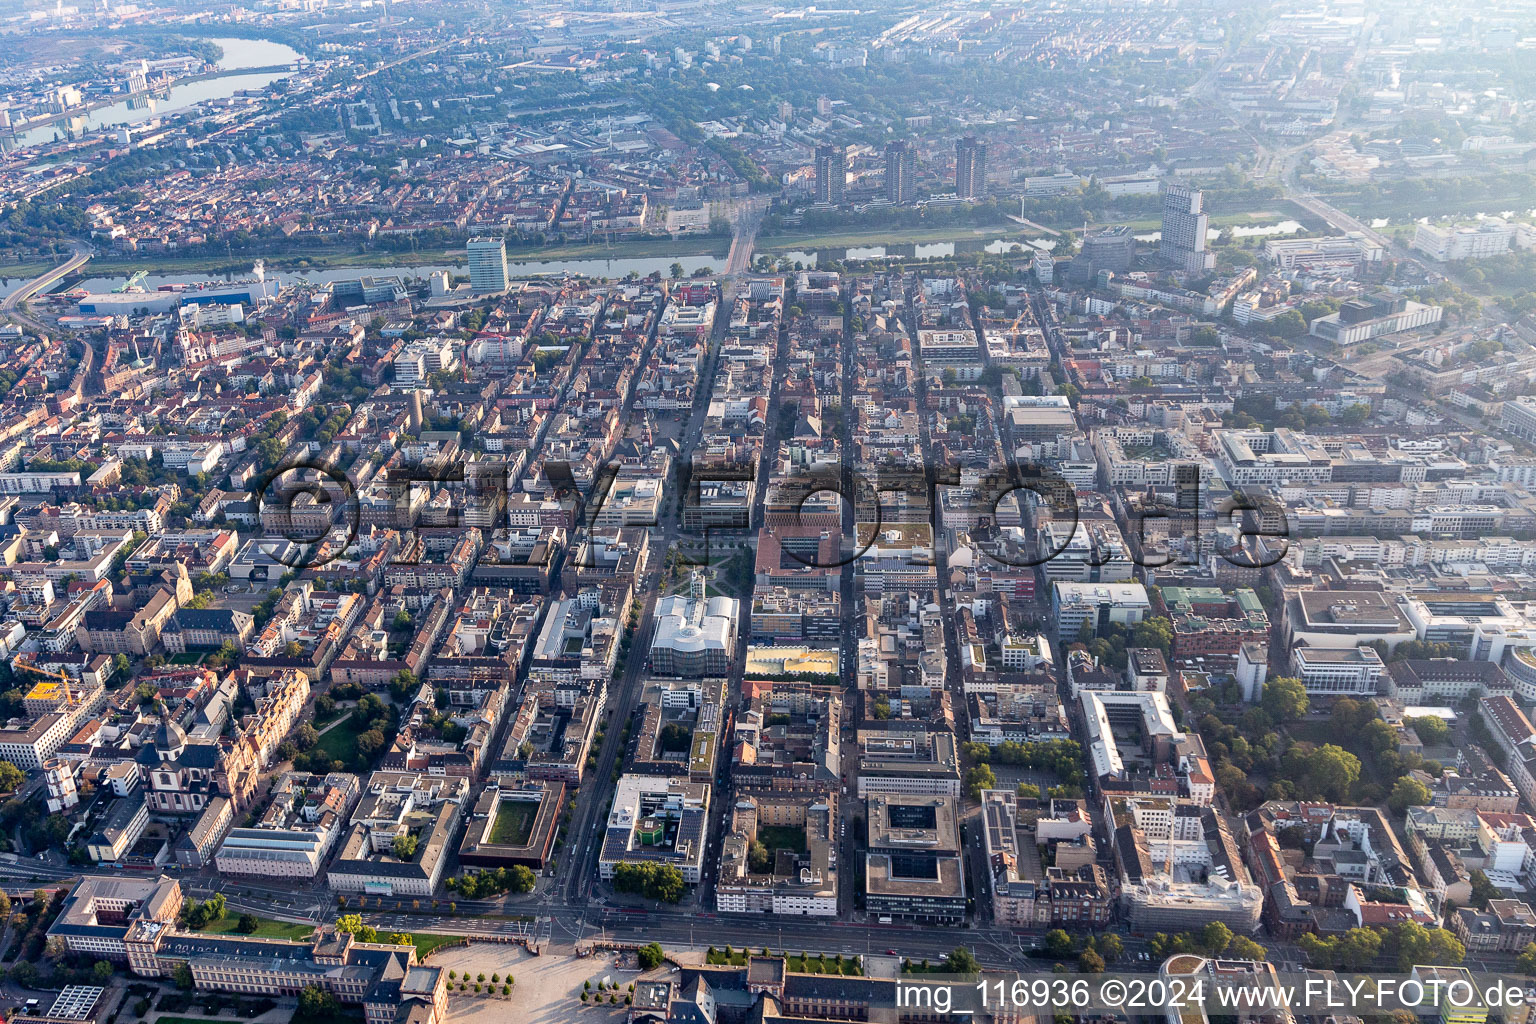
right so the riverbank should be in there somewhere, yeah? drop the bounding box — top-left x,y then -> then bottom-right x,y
0,264 -> 50,282
14,198 -> 1325,286
756,219 -> 1026,253
753,201 -> 1326,256
69,237 -> 731,279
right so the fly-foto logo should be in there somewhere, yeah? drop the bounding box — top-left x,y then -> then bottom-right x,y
247,452 -> 1290,572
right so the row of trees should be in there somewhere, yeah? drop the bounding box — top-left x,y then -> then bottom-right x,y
335,914 -> 413,947
1144,924 -> 1266,963
1298,921 -> 1464,972
960,738 -> 1084,776
611,862 -> 685,903
444,865 -> 537,898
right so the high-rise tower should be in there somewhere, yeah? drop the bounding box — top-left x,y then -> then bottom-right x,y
467,236 -> 509,294
1158,184 -> 1215,273
885,140 -> 916,205
814,144 -> 846,205
955,136 -> 988,200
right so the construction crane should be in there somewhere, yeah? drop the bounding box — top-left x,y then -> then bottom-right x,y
113,269 -> 148,293
12,659 -> 76,707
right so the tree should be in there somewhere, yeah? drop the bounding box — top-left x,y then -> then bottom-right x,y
1517,942 -> 1536,976
965,763 -> 997,799
336,914 -> 378,943
1469,869 -> 1502,911
390,670 -> 419,701
1383,922 -> 1464,971
1337,928 -> 1384,971
1199,921 -> 1233,957
356,728 -> 387,762
1409,715 -> 1451,745
1298,928 -> 1382,971
91,960 -> 114,985
943,947 -> 980,976
171,962 -> 194,990
236,913 -> 260,934
1306,744 -> 1362,802
669,262 -> 684,279
1227,936 -> 1267,961
1043,929 -> 1074,958
637,942 -> 665,970
1261,676 -> 1309,721
392,833 -> 419,860
1078,949 -> 1105,973
1130,617 -> 1174,654
1096,933 -> 1123,963
0,762 -> 19,794
297,985 -> 340,1020
611,862 -> 686,903
1389,776 -> 1433,813
1016,782 -> 1041,800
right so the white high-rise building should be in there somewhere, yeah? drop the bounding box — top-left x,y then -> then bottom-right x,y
466,236 -> 509,294
1159,183 -> 1214,273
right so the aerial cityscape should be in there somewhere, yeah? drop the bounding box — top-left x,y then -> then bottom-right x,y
6,0 -> 1536,1022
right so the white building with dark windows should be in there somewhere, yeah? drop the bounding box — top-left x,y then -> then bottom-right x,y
1159,184 -> 1214,273
1289,645 -> 1386,696
466,236 -> 508,294
650,583 -> 738,677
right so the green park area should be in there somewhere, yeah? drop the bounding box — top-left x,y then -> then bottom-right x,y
315,711 -> 363,764
196,915 -> 316,941
757,825 -> 807,852
489,799 -> 538,845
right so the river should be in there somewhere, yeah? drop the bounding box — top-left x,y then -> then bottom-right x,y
9,37 -> 301,149
0,251 -> 728,300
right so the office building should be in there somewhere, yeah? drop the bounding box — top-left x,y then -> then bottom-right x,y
650,589 -> 738,678
1070,226 -> 1136,282
1309,294 -> 1443,346
466,236 -> 509,294
327,771 -> 468,897
1264,234 -> 1384,270
1158,183 -> 1214,273
864,793 -> 967,924
884,140 -> 915,204
48,876 -> 182,961
1504,396 -> 1536,442
955,136 -> 987,200
1289,645 -> 1386,696
1052,581 -> 1151,640
813,145 -> 846,205
1412,221 -> 1514,262
599,775 -> 711,884
856,728 -> 961,797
